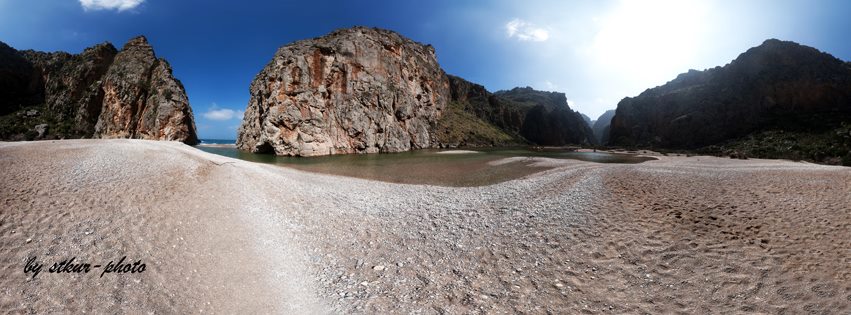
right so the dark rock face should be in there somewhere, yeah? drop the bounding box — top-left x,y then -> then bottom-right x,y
609,39 -> 851,149
237,27 -> 449,156
592,110 -> 616,145
0,36 -> 198,144
0,42 -> 41,116
443,76 -> 594,147
492,87 -> 594,146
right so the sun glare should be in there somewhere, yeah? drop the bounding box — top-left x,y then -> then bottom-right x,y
590,0 -> 711,86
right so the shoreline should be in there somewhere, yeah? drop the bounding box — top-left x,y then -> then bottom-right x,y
193,140 -> 850,168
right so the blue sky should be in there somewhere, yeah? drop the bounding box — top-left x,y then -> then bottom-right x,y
2,0 -> 850,139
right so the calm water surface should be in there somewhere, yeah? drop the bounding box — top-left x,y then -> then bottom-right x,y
196,144 -> 654,187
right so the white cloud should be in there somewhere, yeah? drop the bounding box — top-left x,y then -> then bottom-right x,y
505,18 -> 550,42
542,80 -> 558,91
79,0 -> 144,11
203,105 -> 243,121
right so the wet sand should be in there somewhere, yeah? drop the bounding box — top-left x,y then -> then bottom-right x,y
1,139 -> 849,314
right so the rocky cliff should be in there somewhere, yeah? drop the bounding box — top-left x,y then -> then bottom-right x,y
609,39 -> 851,150
237,27 -> 449,156
430,75 -> 518,147
436,76 -> 593,147
0,36 -> 198,144
237,27 -> 593,156
492,87 -> 594,146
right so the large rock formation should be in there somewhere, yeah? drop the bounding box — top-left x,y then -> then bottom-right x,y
492,87 -> 593,146
436,76 -> 594,147
609,39 -> 851,149
237,27 -> 593,156
0,36 -> 198,144
237,27 -> 449,156
592,109 -> 616,145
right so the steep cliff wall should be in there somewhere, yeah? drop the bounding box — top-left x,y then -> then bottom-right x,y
237,27 -> 449,156
0,36 -> 198,144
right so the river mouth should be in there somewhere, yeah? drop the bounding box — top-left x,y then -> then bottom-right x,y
196,145 -> 655,187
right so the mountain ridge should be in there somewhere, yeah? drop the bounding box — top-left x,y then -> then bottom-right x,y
609,38 -> 851,164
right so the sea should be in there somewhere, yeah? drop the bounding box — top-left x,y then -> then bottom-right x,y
198,139 -> 237,145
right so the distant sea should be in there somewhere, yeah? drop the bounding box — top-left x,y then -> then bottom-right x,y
198,139 -> 236,145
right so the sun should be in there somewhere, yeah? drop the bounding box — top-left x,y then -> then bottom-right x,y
590,0 -> 712,87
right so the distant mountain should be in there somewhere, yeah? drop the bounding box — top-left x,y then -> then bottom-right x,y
580,113 -> 592,126
592,109 -> 616,145
609,39 -> 851,164
0,36 -> 198,144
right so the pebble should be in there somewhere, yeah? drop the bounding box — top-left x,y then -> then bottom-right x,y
25,238 -> 32,243
373,265 -> 385,271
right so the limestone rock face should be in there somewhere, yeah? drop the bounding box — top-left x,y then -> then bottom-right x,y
95,37 -> 198,143
609,39 -> 851,148
237,27 -> 449,156
0,36 -> 198,144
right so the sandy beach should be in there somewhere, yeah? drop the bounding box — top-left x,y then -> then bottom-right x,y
1,139 -> 849,314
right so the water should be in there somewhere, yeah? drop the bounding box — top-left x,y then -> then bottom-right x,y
196,142 -> 654,187
198,139 -> 237,145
